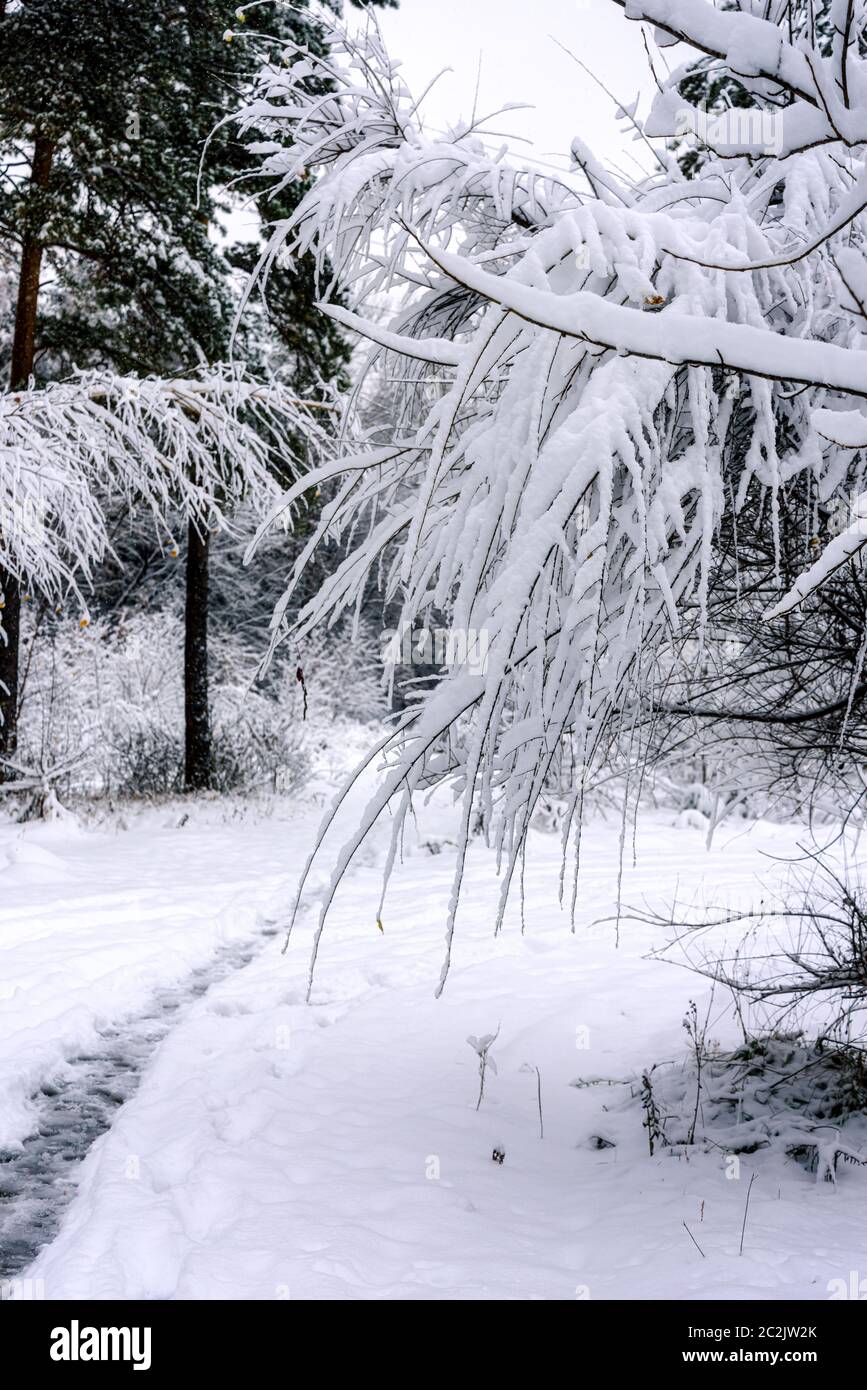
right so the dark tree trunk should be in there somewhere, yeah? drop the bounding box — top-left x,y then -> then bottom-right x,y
0,131 -> 55,777
184,517 -> 212,791
9,133 -> 53,391
0,570 -> 20,773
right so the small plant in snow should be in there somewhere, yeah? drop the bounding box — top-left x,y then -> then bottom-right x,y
683,997 -> 713,1146
467,1027 -> 500,1111
520,1062 -> 544,1139
640,1067 -> 666,1157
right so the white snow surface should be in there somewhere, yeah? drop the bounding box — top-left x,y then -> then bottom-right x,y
5,792 -> 865,1300
0,804 -> 294,1152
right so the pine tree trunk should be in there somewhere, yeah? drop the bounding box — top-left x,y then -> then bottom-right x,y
0,131 -> 55,777
184,517 -> 212,791
0,570 -> 20,775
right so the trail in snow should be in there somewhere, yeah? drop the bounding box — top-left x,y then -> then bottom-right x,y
24,804 -> 863,1302
0,742 -> 379,1296
0,921 -> 280,1281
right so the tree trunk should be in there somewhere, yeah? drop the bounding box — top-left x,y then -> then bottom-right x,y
0,131 -> 55,776
184,517 -> 212,791
9,133 -> 54,391
0,570 -> 20,774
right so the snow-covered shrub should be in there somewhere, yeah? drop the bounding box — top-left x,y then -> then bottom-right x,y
109,726 -> 186,800
12,608 -> 182,800
11,606 -> 379,802
632,1033 -> 867,1183
614,848 -> 867,1150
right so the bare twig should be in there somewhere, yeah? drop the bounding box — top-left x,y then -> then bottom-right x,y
739,1172 -> 758,1256
683,1221 -> 706,1258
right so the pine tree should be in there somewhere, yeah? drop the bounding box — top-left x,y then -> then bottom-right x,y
0,0 -> 391,787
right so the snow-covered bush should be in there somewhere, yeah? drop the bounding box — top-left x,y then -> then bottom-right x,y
630,1033 -> 867,1183
616,847 -> 867,1149
10,607 -> 380,803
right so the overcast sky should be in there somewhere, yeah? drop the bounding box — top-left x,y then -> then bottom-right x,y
354,0 -> 659,174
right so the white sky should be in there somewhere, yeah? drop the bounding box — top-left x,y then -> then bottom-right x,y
359,0 -> 659,174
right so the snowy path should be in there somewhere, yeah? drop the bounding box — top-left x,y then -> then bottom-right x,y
16,802 -> 865,1301
0,922 -> 277,1279
0,806 -> 312,1153
0,787 -> 373,1287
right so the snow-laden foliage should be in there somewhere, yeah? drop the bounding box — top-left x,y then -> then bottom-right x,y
0,363 -> 330,608
235,2 -> 867,991
631,1034 -> 867,1182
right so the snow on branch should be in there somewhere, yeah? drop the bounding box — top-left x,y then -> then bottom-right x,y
0,364 -> 331,603
765,493 -> 867,619
234,4 -> 867,992
620,0 -> 867,149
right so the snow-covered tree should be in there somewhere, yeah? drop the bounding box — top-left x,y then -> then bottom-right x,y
0,366 -> 329,785
235,2 -> 867,991
0,0 -> 391,787
623,3 -> 867,822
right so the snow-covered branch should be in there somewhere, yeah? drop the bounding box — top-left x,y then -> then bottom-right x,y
1,365 -> 331,603
234,3 -> 867,989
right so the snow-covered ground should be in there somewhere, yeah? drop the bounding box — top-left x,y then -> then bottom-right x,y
0,800 -> 302,1155
3,784 -> 863,1302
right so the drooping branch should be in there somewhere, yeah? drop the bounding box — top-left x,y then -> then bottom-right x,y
232,3 -> 867,991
